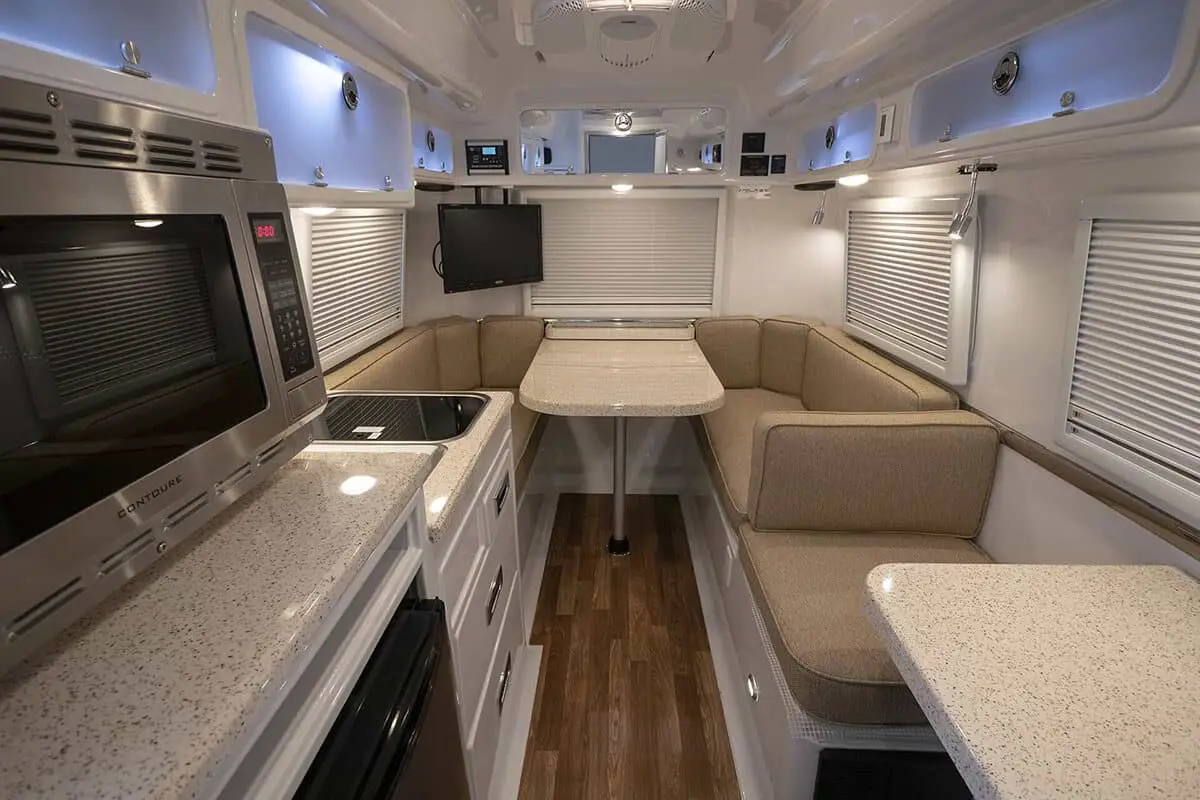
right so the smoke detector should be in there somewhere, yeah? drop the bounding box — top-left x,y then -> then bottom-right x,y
599,14 -> 660,67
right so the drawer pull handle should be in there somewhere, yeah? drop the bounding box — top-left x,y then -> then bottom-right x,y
746,673 -> 760,703
486,565 -> 504,625
494,473 -> 510,516
497,651 -> 513,715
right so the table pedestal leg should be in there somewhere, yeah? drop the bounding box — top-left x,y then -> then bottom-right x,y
607,416 -> 630,556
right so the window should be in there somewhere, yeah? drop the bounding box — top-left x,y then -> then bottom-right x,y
523,190 -> 725,317
844,197 -> 979,385
305,210 -> 406,369
1061,195 -> 1200,527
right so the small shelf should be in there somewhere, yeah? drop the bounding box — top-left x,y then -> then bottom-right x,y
799,102 -> 876,173
244,13 -> 412,193
910,0 -> 1187,148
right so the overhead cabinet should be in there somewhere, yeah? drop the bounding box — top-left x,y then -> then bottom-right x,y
799,101 -> 876,173
244,12 -> 412,193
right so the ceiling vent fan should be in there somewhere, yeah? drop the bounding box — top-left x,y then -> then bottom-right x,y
531,0 -> 727,64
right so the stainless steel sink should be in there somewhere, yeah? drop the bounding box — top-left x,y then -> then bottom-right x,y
311,391 -> 490,444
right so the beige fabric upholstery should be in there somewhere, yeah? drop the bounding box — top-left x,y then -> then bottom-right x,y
429,316 -> 481,391
699,388 -> 807,521
746,411 -> 999,534
323,325 -> 439,392
738,525 -> 991,724
491,393 -> 547,495
480,316 -> 545,389
760,317 -> 815,397
802,327 -> 958,412
695,317 -> 762,389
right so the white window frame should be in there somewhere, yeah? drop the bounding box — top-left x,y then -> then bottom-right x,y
1058,193 -> 1200,529
843,195 -> 980,385
520,188 -> 728,319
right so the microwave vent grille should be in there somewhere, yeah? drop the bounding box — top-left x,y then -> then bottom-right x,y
256,439 -> 287,467
0,107 -> 58,155
202,141 -> 243,174
215,463 -> 253,496
97,530 -> 156,578
144,131 -> 197,170
70,119 -> 138,164
4,578 -> 84,642
162,491 -> 211,532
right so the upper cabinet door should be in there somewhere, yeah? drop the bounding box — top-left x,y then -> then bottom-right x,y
0,0 -> 218,96
244,12 -> 412,193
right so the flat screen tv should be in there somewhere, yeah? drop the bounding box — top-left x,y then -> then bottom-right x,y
437,204 -> 543,293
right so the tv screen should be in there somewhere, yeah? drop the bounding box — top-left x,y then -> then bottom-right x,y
437,204 -> 543,293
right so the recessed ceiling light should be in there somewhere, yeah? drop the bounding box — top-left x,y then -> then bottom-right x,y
837,173 -> 870,187
300,206 -> 336,216
134,219 -> 163,228
612,183 -> 634,193
686,166 -> 702,173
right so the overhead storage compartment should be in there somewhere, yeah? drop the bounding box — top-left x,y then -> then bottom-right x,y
799,101 -> 876,173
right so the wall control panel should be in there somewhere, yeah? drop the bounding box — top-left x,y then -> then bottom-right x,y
250,215 -> 314,380
465,139 -> 510,175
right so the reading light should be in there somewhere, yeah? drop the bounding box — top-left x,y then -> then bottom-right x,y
134,219 -> 163,228
837,173 -> 869,187
300,206 -> 337,216
948,159 -> 994,240
811,191 -> 827,226
0,268 -> 16,290
612,183 -> 634,193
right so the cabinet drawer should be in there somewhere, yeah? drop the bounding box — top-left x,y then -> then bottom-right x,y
482,454 -> 515,547
439,501 -> 487,628
453,508 -> 519,726
466,586 -> 523,799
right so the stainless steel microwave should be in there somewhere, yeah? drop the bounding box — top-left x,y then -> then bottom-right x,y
0,76 -> 326,673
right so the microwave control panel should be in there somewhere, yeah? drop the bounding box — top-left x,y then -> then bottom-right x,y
250,215 -> 314,380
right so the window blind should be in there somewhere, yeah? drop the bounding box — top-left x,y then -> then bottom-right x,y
1066,218 -> 1200,490
843,199 -> 975,385
529,195 -> 720,316
309,211 -> 405,367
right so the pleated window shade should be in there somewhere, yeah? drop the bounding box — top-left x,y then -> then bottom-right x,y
1065,218 -> 1200,501
528,194 -> 721,317
308,211 -> 406,368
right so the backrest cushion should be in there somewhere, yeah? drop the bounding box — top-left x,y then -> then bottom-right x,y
479,315 -> 545,388
801,327 -> 958,412
747,411 -> 999,536
760,317 -> 816,397
323,325 -> 439,391
695,317 -> 762,389
429,316 -> 481,391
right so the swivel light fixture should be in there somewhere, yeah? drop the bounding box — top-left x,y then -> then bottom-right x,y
0,267 -> 16,290
812,191 -> 827,226
948,159 -> 997,240
794,180 -> 836,226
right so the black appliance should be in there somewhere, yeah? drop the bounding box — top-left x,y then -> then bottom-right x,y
437,204 -> 543,293
297,597 -> 471,800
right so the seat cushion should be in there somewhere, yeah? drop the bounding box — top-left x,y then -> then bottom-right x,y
483,390 -> 545,496
738,526 -> 991,725
429,316 -> 481,391
802,327 -> 958,412
479,316 -> 545,388
760,317 -> 816,397
323,325 -> 439,392
695,317 -> 762,389
698,388 -> 806,522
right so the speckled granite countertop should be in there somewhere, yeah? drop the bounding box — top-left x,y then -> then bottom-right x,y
0,448 -> 437,800
864,564 -> 1200,799
519,339 -> 724,417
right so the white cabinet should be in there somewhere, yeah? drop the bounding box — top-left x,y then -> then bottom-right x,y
242,10 -> 413,195
0,0 -> 236,119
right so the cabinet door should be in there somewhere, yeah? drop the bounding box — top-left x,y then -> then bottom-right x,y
243,13 -> 411,192
0,0 -> 217,95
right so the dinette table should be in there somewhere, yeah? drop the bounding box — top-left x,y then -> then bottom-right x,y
519,321 -> 725,555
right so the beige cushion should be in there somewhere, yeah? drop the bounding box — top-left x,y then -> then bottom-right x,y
760,317 -> 815,397
746,411 -> 999,535
695,317 -> 762,389
323,325 -> 439,392
802,327 -> 958,412
480,316 -> 545,388
429,316 -> 481,391
739,525 -> 991,725
698,388 -> 807,522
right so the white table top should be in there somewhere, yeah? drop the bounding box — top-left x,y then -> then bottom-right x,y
519,338 -> 725,417
864,563 -> 1200,800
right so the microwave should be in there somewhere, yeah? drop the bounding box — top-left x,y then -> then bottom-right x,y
0,77 -> 326,673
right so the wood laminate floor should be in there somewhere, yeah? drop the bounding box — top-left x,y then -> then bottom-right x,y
518,494 -> 739,800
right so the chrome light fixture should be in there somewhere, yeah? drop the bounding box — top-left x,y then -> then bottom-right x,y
812,192 -> 827,226
0,267 -> 16,290
794,180 -> 836,226
614,111 -> 634,134
948,159 -> 997,240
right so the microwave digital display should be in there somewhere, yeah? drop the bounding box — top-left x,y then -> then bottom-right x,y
252,219 -> 281,243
